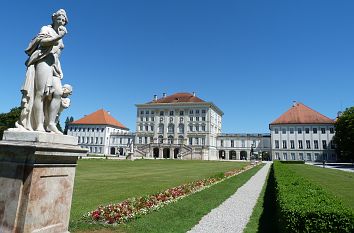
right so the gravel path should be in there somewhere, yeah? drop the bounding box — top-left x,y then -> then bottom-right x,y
187,162 -> 271,233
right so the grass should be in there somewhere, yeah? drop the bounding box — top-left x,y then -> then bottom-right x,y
69,159 -> 249,231
287,164 -> 354,211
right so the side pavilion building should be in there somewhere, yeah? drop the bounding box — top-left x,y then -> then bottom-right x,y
269,102 -> 336,162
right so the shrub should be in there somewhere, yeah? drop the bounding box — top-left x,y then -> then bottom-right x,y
273,161 -> 354,233
279,160 -> 305,164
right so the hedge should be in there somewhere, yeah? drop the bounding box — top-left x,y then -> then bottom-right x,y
273,161 -> 354,233
279,160 -> 305,164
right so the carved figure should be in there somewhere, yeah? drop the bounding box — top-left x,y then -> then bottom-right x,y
15,9 -> 71,134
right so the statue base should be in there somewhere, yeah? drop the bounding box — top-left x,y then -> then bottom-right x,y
0,132 -> 87,233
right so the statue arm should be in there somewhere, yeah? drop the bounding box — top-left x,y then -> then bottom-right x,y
38,26 -> 67,47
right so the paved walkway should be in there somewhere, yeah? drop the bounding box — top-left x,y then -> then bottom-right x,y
188,162 -> 271,233
309,162 -> 354,173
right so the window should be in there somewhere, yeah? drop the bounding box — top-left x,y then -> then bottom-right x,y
158,136 -> 163,143
291,153 -> 295,160
144,137 -> 148,144
275,152 -> 280,160
179,111 -> 184,116
313,128 -> 317,134
196,110 -> 200,114
168,124 -> 174,133
194,138 -> 199,145
160,111 -> 164,116
140,117 -> 143,122
168,136 -> 173,144
314,153 -> 320,161
241,140 -> 245,148
145,117 -> 149,121
189,138 -> 193,145
202,109 -> 206,114
158,124 -> 164,133
178,136 -> 184,144
202,116 -> 206,121
322,140 -> 327,149
306,140 -> 311,149
78,137 -> 81,143
160,117 -> 163,123
169,111 -> 174,116
139,125 -> 143,131
321,128 -> 326,134
190,117 -> 193,121
329,128 -> 334,134
189,125 -> 193,132
145,110 -> 149,115
201,124 -> 206,131
91,137 -> 94,143
178,124 -> 184,134
298,140 -> 303,149
282,128 -> 286,134
196,117 -> 199,121
275,140 -> 279,149
86,137 -> 89,144
220,140 -> 224,147
307,153 -> 312,161
169,117 -> 173,123
145,125 -> 149,131
120,138 -> 122,144
95,137 -> 98,144
151,111 -> 154,115
305,128 -> 310,134
290,140 -> 295,149
314,140 -> 319,149
189,110 -> 193,114
195,125 -> 199,131
298,128 -> 302,134
299,153 -> 304,160
180,117 -> 184,123
201,138 -> 205,145
274,128 -> 279,134
139,137 -> 142,144
282,140 -> 287,149
151,125 -> 154,131
140,110 -> 144,115
290,128 -> 294,134
283,153 -> 287,160
231,140 -> 234,148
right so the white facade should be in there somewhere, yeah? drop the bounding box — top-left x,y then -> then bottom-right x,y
67,124 -> 130,155
270,124 -> 336,161
217,134 -> 271,160
134,95 -> 223,160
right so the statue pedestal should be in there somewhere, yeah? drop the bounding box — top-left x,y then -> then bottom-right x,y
0,131 -> 87,233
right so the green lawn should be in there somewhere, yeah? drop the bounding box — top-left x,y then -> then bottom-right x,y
287,164 -> 354,211
70,159 -> 249,231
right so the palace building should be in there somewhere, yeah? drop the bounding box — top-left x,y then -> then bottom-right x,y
269,102 -> 336,162
134,92 -> 223,160
67,95 -> 337,162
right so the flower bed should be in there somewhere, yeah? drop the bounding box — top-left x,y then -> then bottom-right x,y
85,164 -> 255,225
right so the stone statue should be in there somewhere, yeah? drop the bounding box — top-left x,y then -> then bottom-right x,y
14,9 -> 71,135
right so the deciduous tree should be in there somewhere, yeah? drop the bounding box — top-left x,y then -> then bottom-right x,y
334,106 -> 354,162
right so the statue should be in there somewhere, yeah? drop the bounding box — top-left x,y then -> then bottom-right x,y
14,9 -> 71,135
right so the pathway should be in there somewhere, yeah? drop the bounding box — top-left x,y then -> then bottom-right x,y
187,162 -> 271,233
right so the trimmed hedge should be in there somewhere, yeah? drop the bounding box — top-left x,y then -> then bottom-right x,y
279,160 -> 305,164
273,161 -> 354,233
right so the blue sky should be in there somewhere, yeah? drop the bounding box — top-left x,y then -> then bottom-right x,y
1,1 -> 353,133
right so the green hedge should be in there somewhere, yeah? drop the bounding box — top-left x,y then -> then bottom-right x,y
273,161 -> 354,233
279,160 -> 305,164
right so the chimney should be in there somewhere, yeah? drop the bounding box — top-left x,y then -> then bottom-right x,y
192,92 -> 196,97
292,100 -> 297,107
163,93 -> 167,98
153,95 -> 158,101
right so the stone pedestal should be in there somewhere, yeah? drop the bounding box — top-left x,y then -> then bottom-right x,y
0,131 -> 87,233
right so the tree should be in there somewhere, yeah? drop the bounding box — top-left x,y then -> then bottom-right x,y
0,107 -> 21,139
64,116 -> 74,135
334,106 -> 354,162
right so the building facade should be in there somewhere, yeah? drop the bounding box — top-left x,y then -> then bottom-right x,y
67,109 -> 133,156
217,134 -> 271,160
270,102 -> 336,162
134,92 -> 223,160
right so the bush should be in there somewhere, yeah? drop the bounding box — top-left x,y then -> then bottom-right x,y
279,160 -> 305,164
273,161 -> 354,233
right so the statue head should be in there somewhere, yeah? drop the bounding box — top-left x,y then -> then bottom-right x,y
52,9 -> 68,26
62,84 -> 73,97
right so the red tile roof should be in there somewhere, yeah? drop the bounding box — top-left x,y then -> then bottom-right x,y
147,93 -> 205,104
270,102 -> 335,125
70,109 -> 128,129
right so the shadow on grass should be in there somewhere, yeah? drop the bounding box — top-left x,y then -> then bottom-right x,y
257,165 -> 278,233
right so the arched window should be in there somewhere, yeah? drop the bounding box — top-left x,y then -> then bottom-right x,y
158,135 -> 163,143
178,135 -> 184,144
178,124 -> 184,134
158,124 -> 164,133
168,135 -> 174,144
168,124 -> 174,133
